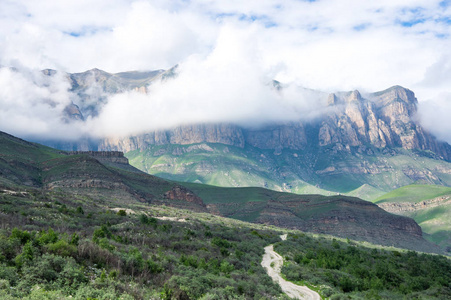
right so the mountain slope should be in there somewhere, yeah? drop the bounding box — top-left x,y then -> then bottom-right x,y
375,184 -> 451,252
0,131 -> 440,253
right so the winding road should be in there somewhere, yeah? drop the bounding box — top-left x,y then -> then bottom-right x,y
261,235 -> 321,300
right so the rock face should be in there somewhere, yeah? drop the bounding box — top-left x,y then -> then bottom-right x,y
98,124 -> 246,152
164,185 -> 205,207
66,151 -> 129,165
316,86 -> 451,160
91,88 -> 451,160
43,68 -> 451,161
378,195 -> 451,214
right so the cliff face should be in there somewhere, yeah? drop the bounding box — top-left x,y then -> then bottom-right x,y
40,68 -> 450,161
98,124 -> 246,152
66,151 -> 129,164
90,84 -> 451,161
317,86 -> 451,160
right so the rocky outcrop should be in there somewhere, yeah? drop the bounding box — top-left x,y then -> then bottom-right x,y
98,124 -> 246,152
378,195 -> 451,214
164,185 -> 205,207
66,151 -> 129,164
244,122 -> 307,151
316,86 -> 451,160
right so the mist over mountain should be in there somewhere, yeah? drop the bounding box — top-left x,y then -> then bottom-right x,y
2,67 -> 446,200
1,65 -> 451,151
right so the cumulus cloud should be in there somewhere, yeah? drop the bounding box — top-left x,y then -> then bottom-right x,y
87,24 -> 327,138
0,0 -> 451,143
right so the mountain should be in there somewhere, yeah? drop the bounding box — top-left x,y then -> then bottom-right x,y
36,68 -> 451,199
0,130 -> 441,253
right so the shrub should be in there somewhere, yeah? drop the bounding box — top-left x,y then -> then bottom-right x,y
47,240 -> 77,257
38,228 -> 58,245
10,228 -> 31,245
92,225 -> 112,243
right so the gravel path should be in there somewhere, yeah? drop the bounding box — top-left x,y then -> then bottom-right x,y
261,237 -> 321,300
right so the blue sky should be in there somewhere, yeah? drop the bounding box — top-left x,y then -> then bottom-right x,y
0,0 -> 451,142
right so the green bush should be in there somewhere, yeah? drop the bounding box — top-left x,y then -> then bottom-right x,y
38,228 -> 58,245
116,210 -> 126,216
46,240 -> 77,257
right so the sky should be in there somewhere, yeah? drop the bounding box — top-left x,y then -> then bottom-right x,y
0,0 -> 451,143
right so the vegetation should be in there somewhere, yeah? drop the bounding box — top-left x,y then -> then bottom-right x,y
375,184 -> 451,204
275,233 -> 451,299
126,143 -> 451,201
1,131 -> 451,299
0,187 -> 285,299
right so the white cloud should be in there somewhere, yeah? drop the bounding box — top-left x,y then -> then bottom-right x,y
87,24 -> 327,138
419,93 -> 451,143
0,67 -> 83,140
0,0 -> 451,143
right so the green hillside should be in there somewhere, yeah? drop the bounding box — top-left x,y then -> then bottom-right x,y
0,183 -> 450,299
375,185 -> 451,251
1,131 -> 450,299
375,184 -> 451,203
0,131 -> 443,252
125,143 -> 451,201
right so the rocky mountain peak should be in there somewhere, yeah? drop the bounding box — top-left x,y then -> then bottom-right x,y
372,85 -> 418,108
327,93 -> 338,106
347,90 -> 362,102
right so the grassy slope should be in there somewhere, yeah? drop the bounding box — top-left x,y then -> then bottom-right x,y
374,184 -> 451,203
0,185 -> 285,299
0,132 -> 64,187
0,185 -> 449,299
1,131 -> 451,298
375,184 -> 451,251
1,131 -> 440,253
125,144 -> 451,201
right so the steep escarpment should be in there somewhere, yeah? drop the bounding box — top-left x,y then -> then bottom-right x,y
317,86 -> 451,160
87,84 -> 451,161
98,123 -> 246,152
44,68 -> 451,161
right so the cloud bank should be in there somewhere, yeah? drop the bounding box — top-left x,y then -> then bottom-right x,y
0,1 -> 451,142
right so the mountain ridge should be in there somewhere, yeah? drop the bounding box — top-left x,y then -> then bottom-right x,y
24,68 -> 451,197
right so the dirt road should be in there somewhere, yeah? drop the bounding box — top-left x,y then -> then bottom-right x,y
261,238 -> 321,300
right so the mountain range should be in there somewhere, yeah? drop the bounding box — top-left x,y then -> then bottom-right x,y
37,68 -> 451,200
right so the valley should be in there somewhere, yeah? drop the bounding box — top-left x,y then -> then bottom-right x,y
1,131 -> 451,299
